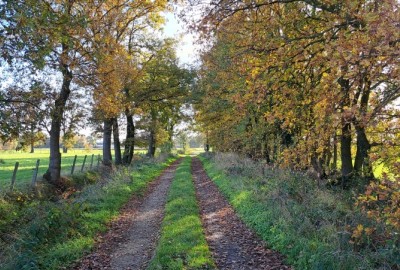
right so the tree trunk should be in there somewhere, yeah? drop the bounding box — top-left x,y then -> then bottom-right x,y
163,122 -> 174,154
205,130 -> 210,152
148,130 -> 156,157
103,118 -> 113,166
122,111 -> 135,165
341,121 -> 353,184
332,132 -> 338,172
311,147 -> 328,181
63,146 -> 68,153
30,123 -> 34,153
30,139 -> 34,153
339,77 -> 353,187
112,117 -> 122,165
354,77 -> 374,179
147,110 -> 157,158
354,126 -> 373,178
44,51 -> 72,184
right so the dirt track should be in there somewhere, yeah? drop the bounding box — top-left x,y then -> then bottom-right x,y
192,158 -> 291,270
73,158 -> 291,269
73,160 -> 181,270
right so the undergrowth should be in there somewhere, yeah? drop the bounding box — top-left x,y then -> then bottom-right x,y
199,152 -> 400,270
0,155 -> 176,270
148,157 -> 215,270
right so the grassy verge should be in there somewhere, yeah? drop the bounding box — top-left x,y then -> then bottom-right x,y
0,156 -> 176,270
198,153 -> 399,270
148,157 -> 215,270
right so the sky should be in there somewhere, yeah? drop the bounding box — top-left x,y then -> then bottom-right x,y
161,11 -> 200,66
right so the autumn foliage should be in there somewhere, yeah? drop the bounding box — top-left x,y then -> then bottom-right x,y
189,0 -> 400,259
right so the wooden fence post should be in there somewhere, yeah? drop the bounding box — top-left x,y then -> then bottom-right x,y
71,155 -> 77,175
81,155 -> 87,172
31,159 -> 40,187
10,162 -> 19,191
97,154 -> 101,168
90,154 -> 94,170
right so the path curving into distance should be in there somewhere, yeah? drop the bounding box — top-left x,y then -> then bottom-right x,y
192,158 -> 291,270
74,159 -> 181,270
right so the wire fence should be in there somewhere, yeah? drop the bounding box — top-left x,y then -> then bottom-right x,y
0,154 -> 102,191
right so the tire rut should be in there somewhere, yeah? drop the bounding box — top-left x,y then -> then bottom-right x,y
73,159 -> 181,270
191,158 -> 291,270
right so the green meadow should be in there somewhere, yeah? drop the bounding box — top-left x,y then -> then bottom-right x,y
0,148 -> 194,190
0,149 -> 104,190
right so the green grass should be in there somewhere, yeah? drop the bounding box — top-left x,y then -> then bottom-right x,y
0,149 -> 102,189
0,155 -> 176,270
0,148 -> 148,190
148,157 -> 216,270
173,148 -> 205,157
198,154 -> 399,270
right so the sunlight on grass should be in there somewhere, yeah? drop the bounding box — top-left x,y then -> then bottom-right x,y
148,157 -> 215,270
0,149 -> 103,189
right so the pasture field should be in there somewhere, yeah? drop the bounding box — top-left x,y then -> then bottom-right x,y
0,148 -> 197,190
0,149 -> 104,190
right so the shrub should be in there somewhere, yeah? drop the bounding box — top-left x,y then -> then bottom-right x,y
353,176 -> 400,262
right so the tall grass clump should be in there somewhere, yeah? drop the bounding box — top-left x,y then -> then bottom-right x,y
0,155 -> 176,270
199,152 -> 399,270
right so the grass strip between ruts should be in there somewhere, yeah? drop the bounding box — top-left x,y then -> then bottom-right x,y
148,157 -> 216,270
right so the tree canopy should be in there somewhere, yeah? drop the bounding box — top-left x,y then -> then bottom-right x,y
191,0 -> 400,185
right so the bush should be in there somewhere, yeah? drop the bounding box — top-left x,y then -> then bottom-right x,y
353,177 -> 400,256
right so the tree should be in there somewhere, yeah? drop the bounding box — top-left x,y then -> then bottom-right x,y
190,0 -> 400,185
87,1 -> 168,166
1,0 -> 169,183
0,76 -> 49,151
2,0 -> 98,184
133,39 -> 195,158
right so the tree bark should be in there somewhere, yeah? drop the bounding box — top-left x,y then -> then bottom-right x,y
354,126 -> 373,178
339,77 -> 353,187
103,118 -> 113,166
112,117 -> 122,165
30,123 -> 34,153
44,49 -> 72,184
341,121 -> 353,184
332,132 -> 338,172
147,110 -> 157,158
354,78 -> 374,179
205,131 -> 210,152
148,129 -> 156,157
163,122 -> 174,154
122,111 -> 135,165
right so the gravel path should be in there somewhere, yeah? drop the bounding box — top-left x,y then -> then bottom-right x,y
73,160 -> 181,270
192,158 -> 291,270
